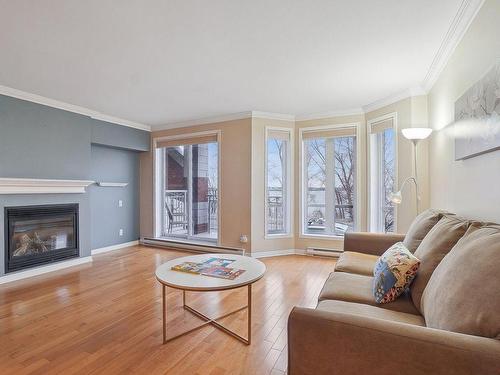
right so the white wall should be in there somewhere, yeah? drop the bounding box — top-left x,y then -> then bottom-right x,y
428,0 -> 500,222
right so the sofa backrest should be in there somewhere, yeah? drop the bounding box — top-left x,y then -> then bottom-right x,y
410,215 -> 470,312
403,209 -> 448,253
421,223 -> 500,339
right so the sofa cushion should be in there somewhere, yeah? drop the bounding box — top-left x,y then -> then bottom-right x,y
334,251 -> 378,276
373,242 -> 420,303
318,272 -> 419,315
403,209 -> 448,252
410,215 -> 469,312
421,223 -> 500,339
316,300 -> 425,326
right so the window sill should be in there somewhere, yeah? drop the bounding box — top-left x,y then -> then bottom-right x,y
264,233 -> 293,240
298,233 -> 345,240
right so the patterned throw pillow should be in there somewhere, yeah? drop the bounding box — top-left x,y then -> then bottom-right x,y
373,242 -> 420,304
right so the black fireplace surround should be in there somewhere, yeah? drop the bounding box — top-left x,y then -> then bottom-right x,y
5,204 -> 79,273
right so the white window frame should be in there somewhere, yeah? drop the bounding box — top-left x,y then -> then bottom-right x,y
152,130 -> 222,245
264,126 -> 293,238
298,123 -> 361,239
367,113 -> 398,233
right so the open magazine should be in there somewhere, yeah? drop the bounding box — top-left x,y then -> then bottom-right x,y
171,257 -> 246,280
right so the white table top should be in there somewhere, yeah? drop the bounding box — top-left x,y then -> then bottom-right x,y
155,253 -> 266,291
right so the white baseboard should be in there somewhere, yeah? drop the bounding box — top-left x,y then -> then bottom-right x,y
295,248 -> 307,256
91,240 -> 139,255
251,249 -> 306,258
0,256 -> 93,285
141,237 -> 244,255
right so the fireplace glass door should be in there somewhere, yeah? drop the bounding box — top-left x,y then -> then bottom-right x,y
5,204 -> 79,272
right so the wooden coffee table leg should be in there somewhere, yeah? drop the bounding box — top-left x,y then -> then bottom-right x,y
162,284 -> 166,344
247,284 -> 252,345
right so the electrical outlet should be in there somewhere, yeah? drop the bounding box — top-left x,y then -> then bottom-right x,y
119,229 -> 124,236
118,200 -> 123,207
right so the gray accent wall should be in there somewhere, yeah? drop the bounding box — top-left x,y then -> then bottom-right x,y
0,94 -> 150,276
91,121 -> 150,152
0,95 -> 92,179
90,145 -> 140,249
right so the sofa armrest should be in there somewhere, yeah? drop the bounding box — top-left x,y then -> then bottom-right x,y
343,232 -> 405,255
288,307 -> 500,375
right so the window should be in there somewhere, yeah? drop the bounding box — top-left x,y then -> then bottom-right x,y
155,134 -> 219,243
266,128 -> 291,236
302,126 -> 358,237
369,118 -> 396,232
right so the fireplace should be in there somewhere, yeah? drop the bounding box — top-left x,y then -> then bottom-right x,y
5,204 -> 79,273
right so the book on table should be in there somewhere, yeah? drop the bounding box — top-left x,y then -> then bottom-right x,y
171,257 -> 246,280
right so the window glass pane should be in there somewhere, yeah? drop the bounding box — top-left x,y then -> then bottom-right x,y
382,129 -> 395,232
305,139 -> 327,235
334,136 -> 356,235
267,138 -> 287,234
304,134 -> 357,237
164,146 -> 188,237
161,141 -> 218,242
207,143 -> 219,238
369,127 -> 395,232
191,142 -> 218,241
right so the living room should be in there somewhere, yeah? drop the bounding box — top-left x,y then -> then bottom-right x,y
0,1 -> 499,374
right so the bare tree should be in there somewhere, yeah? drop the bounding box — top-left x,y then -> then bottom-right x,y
306,137 -> 356,229
334,137 -> 355,221
268,139 -> 285,187
306,139 -> 326,185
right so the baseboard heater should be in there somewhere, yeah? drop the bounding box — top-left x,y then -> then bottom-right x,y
306,247 -> 343,258
141,237 -> 245,256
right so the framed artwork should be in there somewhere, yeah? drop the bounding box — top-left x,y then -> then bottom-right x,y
454,61 -> 500,160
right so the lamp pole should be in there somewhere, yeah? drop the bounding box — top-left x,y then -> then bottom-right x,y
392,127 -> 432,216
411,139 -> 420,214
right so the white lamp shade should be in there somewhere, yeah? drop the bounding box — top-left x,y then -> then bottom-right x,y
390,191 -> 402,204
401,127 -> 433,140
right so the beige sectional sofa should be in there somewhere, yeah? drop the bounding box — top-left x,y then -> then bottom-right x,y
288,210 -> 500,375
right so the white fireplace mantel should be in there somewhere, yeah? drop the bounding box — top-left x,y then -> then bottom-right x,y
0,178 -> 95,194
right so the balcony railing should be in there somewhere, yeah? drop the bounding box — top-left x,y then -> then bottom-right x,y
305,187 -> 354,235
164,189 -> 218,237
266,188 -> 354,235
164,188 -> 355,237
267,196 -> 284,234
165,190 -> 188,234
305,203 -> 354,235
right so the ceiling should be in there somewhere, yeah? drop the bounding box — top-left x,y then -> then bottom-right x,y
0,0 -> 466,129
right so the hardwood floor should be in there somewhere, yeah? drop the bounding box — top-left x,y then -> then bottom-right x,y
0,245 -> 335,374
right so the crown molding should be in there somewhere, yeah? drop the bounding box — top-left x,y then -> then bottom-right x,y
362,86 -> 426,114
295,108 -> 364,122
153,111 -> 295,131
421,0 -> 485,92
152,111 -> 253,131
0,84 -> 151,132
251,111 -> 295,121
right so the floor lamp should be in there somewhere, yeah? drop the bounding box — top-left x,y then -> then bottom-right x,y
390,127 -> 432,214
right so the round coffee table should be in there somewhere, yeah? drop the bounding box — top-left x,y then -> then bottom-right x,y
155,253 -> 266,345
